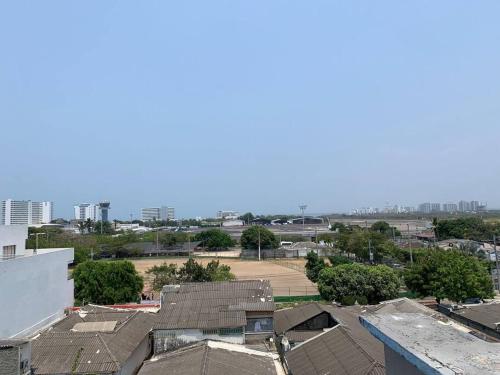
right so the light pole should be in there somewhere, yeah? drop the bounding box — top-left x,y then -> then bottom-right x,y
30,233 -> 46,254
494,235 -> 500,291
299,205 -> 307,231
258,226 -> 261,261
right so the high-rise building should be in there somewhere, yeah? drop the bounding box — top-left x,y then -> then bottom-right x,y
142,206 -> 175,221
161,206 -> 175,221
141,207 -> 161,222
0,199 -> 53,225
458,200 -> 471,212
418,203 -> 431,214
442,203 -> 458,212
99,201 -> 110,222
74,203 -> 99,222
430,203 -> 441,212
470,201 -> 480,212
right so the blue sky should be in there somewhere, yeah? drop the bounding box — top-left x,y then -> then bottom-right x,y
1,1 -> 500,219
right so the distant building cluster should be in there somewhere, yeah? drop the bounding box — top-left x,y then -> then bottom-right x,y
0,199 -> 53,225
141,206 -> 175,222
351,200 -> 487,215
216,210 -> 239,220
74,201 -> 111,222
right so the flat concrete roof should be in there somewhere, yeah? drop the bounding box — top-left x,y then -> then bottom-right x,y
361,309 -> 500,374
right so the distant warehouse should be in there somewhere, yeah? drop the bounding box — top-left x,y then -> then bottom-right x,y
289,217 -> 324,225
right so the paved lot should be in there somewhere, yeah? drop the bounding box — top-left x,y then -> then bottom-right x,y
131,257 -> 318,297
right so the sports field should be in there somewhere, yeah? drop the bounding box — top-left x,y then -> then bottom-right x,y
131,257 -> 318,297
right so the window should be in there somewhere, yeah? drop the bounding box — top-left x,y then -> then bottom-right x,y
219,327 -> 243,336
245,318 -> 273,333
2,245 -> 16,259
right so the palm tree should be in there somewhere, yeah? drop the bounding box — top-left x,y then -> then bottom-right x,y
85,218 -> 94,233
77,221 -> 86,235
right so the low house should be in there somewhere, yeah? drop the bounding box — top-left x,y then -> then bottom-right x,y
274,303 -> 337,347
0,339 -> 31,375
31,305 -> 155,375
284,326 -> 385,375
360,298 -> 500,375
153,280 -> 275,353
138,340 -> 284,375
438,301 -> 500,341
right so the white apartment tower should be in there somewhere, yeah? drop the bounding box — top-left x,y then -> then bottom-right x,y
142,206 -> 175,222
74,203 -> 99,222
0,199 -> 53,225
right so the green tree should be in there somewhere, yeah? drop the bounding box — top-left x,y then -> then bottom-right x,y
94,221 -> 113,235
73,260 -> 144,305
240,226 -> 279,249
205,260 -> 236,281
194,229 -> 234,250
328,255 -> 352,267
239,212 -> 255,224
305,251 -> 326,282
330,222 -> 348,233
404,249 -> 494,302
145,263 -> 178,291
317,263 -> 399,304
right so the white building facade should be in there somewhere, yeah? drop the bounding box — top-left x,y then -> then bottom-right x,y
0,225 -> 74,338
73,203 -> 99,222
142,206 -> 175,222
0,199 -> 53,225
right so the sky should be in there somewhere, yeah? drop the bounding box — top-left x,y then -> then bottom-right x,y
1,1 -> 500,219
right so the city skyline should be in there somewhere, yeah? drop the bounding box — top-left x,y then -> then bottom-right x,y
2,2 -> 500,218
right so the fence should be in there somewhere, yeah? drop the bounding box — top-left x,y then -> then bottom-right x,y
272,286 -> 319,297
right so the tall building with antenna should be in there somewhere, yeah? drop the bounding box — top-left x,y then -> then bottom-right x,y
99,201 -> 110,222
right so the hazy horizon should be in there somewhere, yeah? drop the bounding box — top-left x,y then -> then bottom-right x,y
2,2 -> 500,219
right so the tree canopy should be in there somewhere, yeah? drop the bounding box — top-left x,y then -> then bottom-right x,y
305,251 -> 326,283
194,229 -> 234,250
240,226 -> 279,249
317,263 -> 400,305
404,249 -> 494,302
145,259 -> 236,291
435,217 -> 500,241
73,260 -> 144,305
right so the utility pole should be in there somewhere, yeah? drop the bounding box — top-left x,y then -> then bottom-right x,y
494,235 -> 500,291
156,229 -> 160,257
258,227 -> 261,261
369,238 -> 373,264
188,233 -> 191,257
299,205 -> 307,231
407,223 -> 413,264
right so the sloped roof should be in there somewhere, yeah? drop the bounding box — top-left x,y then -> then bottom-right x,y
285,326 -> 385,375
31,305 -> 156,374
155,281 -> 275,330
274,303 -> 326,334
138,341 -> 282,375
450,302 -> 500,330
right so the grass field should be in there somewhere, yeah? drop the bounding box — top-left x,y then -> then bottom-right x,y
131,257 -> 318,297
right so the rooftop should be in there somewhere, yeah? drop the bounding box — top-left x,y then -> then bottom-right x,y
360,298 -> 500,375
274,302 -> 326,334
31,305 -> 156,374
446,302 -> 500,331
155,280 -> 275,330
139,340 -> 284,375
284,326 -> 385,375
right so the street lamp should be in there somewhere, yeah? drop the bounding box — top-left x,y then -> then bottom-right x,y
29,232 -> 46,254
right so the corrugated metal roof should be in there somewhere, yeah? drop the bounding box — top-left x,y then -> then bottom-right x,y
139,341 -> 281,375
285,326 -> 385,375
155,280 -> 275,330
31,305 -> 156,374
273,303 -> 325,334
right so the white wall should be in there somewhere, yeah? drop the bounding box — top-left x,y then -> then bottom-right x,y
0,247 -> 74,338
154,329 -> 244,353
120,336 -> 151,375
0,225 -> 27,257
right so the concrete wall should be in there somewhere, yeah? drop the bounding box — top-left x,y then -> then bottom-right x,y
0,225 -> 27,257
0,248 -> 74,338
385,346 -> 424,375
120,335 -> 151,375
154,329 -> 244,354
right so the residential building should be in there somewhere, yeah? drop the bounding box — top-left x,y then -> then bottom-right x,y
417,203 -> 431,214
216,210 -> 239,220
284,326 -> 385,375
442,202 -> 458,213
31,305 -> 155,375
0,225 -> 74,338
459,200 -> 471,212
138,341 -> 284,375
160,206 -> 175,221
438,302 -> 500,341
74,203 -> 99,222
141,207 -> 161,222
1,199 -> 53,225
0,339 -> 31,375
153,280 -> 275,353
430,203 -> 441,212
360,298 -> 500,375
142,206 -> 175,222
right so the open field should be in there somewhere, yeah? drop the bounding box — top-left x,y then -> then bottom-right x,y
131,257 -> 318,297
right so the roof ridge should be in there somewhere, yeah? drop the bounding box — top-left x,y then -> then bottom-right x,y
96,332 -> 121,369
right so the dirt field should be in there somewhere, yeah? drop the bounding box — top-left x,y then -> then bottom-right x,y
131,257 -> 318,297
